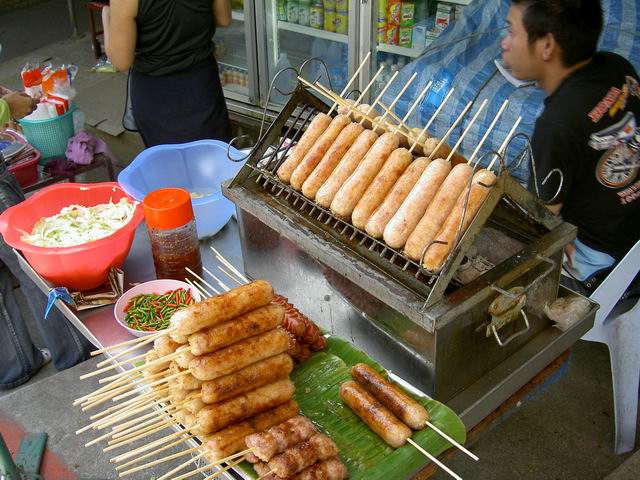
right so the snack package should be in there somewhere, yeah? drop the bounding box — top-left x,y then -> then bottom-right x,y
400,2 -> 415,27
385,24 -> 399,45
21,63 -> 43,97
387,0 -> 402,26
399,26 -> 413,48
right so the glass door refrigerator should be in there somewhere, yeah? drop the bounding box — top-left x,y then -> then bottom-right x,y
255,0 -> 361,110
213,0 -> 260,116
358,0 -> 472,102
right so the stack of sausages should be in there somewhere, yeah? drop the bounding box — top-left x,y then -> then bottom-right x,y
245,416 -> 349,480
276,112 -> 496,272
144,280 -> 328,463
340,363 -> 430,449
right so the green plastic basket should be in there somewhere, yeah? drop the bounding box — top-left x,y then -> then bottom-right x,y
19,105 -> 76,161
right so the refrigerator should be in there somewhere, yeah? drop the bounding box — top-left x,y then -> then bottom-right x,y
215,1 -> 472,120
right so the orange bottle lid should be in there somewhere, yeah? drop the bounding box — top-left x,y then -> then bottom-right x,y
143,188 -> 194,230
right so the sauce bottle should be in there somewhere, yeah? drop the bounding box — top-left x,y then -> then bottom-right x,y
143,188 -> 202,282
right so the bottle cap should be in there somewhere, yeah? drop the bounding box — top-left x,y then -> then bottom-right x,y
143,188 -> 194,230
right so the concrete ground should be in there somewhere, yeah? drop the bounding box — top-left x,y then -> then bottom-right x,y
0,2 -> 639,479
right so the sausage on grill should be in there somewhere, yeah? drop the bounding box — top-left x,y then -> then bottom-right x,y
245,415 -> 317,462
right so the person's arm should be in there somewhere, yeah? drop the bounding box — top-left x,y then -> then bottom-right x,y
103,0 -> 138,71
0,99 -> 11,125
2,92 -> 38,120
213,0 -> 232,27
530,119 -> 579,216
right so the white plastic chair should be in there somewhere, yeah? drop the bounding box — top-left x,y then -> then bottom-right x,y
582,239 -> 640,454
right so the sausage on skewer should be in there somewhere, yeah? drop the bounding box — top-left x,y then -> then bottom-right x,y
245,415 -> 317,463
268,433 -> 340,478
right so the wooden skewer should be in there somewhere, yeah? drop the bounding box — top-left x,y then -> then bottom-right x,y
202,266 -> 232,292
80,371 -> 169,410
408,88 -> 456,154
378,71 -> 417,126
83,394 -> 172,436
111,425 -> 201,463
98,347 -> 189,383
114,433 -> 196,467
446,98 -> 488,162
407,438 -> 463,480
257,470 -> 275,480
88,388 -> 165,421
328,51 -> 371,115
95,330 -> 168,368
106,401 -> 176,433
112,370 -> 189,402
74,373 -> 134,405
426,421 -> 479,461
103,418 -> 179,452
360,70 -> 400,123
393,81 -> 433,135
373,99 -> 412,135
186,267 -> 221,295
182,456 -> 244,480
487,116 -> 522,171
217,265 -> 244,286
425,100 -> 473,161
80,349 -> 150,380
110,414 -> 174,443
185,278 -> 212,299
210,247 -> 249,283
300,78 -> 364,122
354,65 -> 385,107
467,99 -> 509,164
157,450 -> 208,480
90,329 -> 168,357
118,445 -> 203,477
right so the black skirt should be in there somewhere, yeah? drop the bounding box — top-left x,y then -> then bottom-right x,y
130,57 -> 232,148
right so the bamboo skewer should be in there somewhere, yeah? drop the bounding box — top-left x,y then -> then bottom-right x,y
328,51 -> 371,115
446,98 -> 488,162
88,388 -> 167,421
112,370 -> 189,402
90,329 -> 167,357
202,266 -> 232,292
353,65 -> 385,107
393,81 -> 433,135
157,450 -> 208,480
202,458 -> 246,480
95,330 -> 168,368
186,267 -> 221,295
111,426 -> 200,463
408,88 -> 456,154
425,100 -> 473,161
373,99 -> 412,134
185,278 -> 213,299
426,421 -> 479,461
217,265 -> 244,286
487,116 -> 522,171
376,71 -> 417,126
114,433 -> 196,467
257,470 -> 274,480
360,70 -> 400,124
81,369 -> 169,408
210,247 -> 249,283
467,99 -> 509,164
176,457 -> 244,480
407,438 -> 463,480
98,347 -> 189,383
105,400 -> 176,433
118,445 -> 203,477
80,349 -> 151,380
110,415 -> 174,442
74,373 -> 134,406
103,418 -> 179,452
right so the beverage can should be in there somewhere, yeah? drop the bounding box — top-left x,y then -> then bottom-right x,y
324,9 -> 336,32
310,2 -> 324,29
335,10 -> 348,34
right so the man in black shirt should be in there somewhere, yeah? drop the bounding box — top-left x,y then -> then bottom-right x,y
501,0 -> 640,292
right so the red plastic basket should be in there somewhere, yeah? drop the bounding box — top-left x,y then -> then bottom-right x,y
2,131 -> 41,188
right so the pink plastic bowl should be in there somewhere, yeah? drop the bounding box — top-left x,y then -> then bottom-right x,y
0,182 -> 144,291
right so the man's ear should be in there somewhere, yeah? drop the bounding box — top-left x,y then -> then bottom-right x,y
541,32 -> 557,62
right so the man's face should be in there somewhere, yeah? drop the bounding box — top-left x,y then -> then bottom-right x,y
501,5 -> 544,81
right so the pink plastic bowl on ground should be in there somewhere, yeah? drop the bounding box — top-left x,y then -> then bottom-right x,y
0,182 -> 144,291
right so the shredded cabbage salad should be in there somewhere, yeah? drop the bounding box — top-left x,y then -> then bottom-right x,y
22,198 -> 138,248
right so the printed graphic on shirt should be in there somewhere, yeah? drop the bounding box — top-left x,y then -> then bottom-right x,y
588,76 -> 640,123
589,112 -> 640,190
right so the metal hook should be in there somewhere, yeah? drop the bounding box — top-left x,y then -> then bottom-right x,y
299,57 -> 334,93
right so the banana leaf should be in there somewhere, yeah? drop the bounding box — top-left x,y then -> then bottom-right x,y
238,336 -> 466,479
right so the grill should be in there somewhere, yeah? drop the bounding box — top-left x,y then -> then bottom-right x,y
225,84 -> 597,429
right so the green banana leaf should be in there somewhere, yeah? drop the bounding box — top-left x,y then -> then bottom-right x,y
238,336 -> 466,479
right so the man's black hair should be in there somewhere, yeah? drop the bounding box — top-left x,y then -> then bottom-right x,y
511,0 -> 603,67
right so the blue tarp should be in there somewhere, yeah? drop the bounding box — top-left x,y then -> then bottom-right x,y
382,0 -> 640,183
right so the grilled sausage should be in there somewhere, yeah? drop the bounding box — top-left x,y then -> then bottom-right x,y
144,350 -> 170,374
423,169 -> 497,271
203,400 -> 299,462
153,335 -> 180,356
339,380 -> 411,448
301,122 -> 365,200
185,397 -> 206,415
188,304 -> 284,356
172,280 -> 274,336
189,328 -> 290,381
202,353 -> 294,404
293,457 -> 349,480
331,132 -> 400,219
245,415 -> 317,463
315,129 -> 379,209
169,330 -> 189,345
277,113 -> 332,183
365,157 -> 430,238
422,137 -> 467,164
197,378 -> 295,434
351,363 -> 429,430
404,163 -> 474,261
268,433 -> 340,478
351,148 -> 413,230
175,349 -> 195,370
290,115 -> 351,190
383,158 -> 451,249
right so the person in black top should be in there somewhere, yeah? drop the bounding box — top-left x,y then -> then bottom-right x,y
501,0 -> 640,293
103,0 -> 233,147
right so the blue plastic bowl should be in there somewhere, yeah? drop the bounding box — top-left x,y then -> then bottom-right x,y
118,140 -> 246,238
